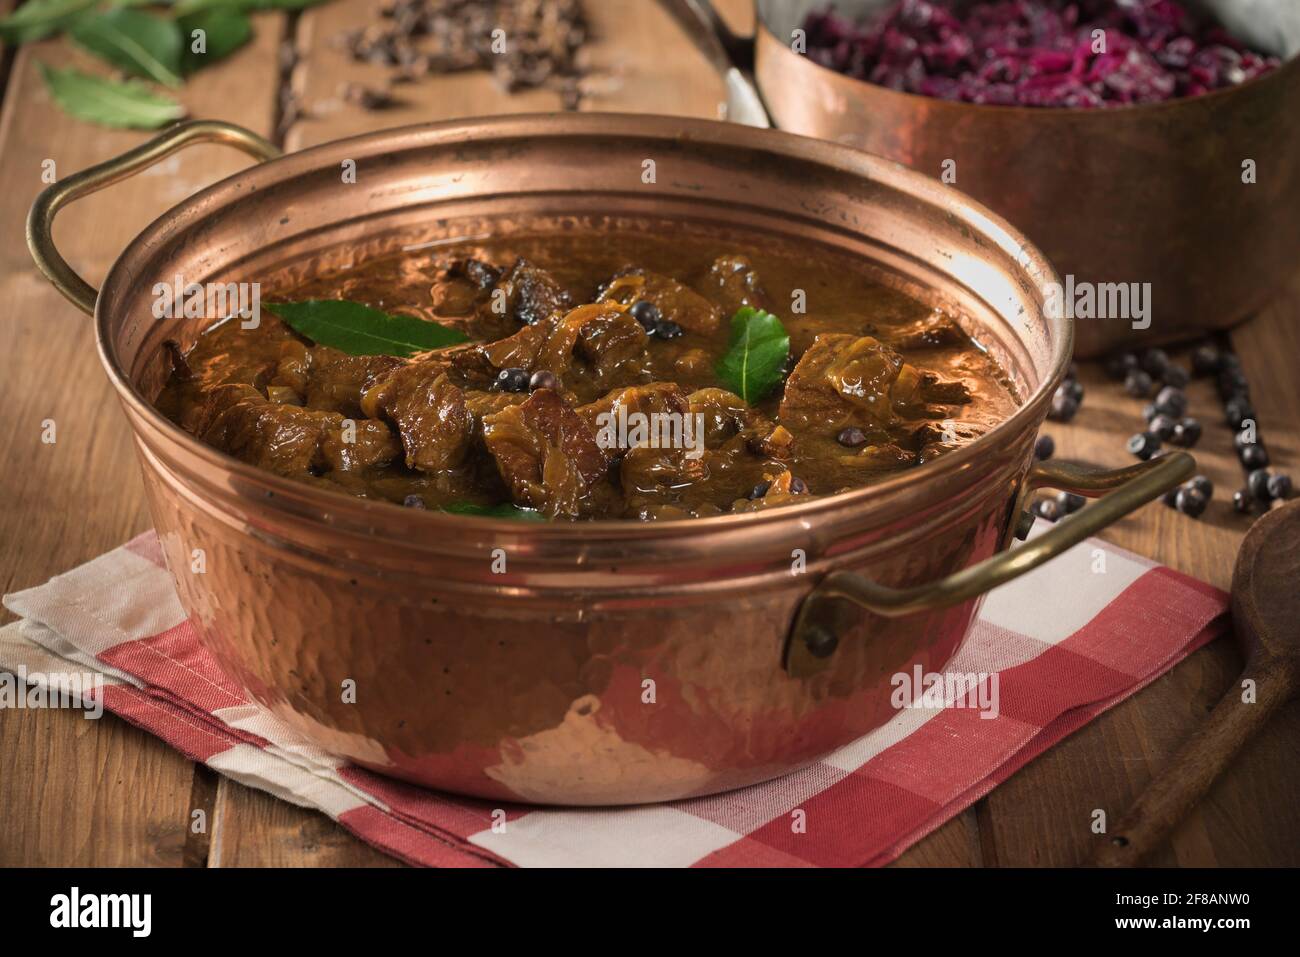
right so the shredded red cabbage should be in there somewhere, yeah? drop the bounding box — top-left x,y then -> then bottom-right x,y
802,0 -> 1281,107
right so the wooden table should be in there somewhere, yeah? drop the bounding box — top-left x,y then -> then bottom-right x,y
1,0 -> 1297,867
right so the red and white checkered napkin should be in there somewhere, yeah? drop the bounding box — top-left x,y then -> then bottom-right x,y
2,524 -> 1227,867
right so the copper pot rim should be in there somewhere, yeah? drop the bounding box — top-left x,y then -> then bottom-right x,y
96,112 -> 1068,541
758,15 -> 1300,119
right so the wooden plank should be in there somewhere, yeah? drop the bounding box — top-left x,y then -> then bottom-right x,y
285,0 -> 561,152
0,703 -> 197,866
0,16 -> 286,866
891,811 -> 981,867
285,0 -> 746,151
980,633 -> 1300,867
182,765 -> 220,867
578,0 -> 729,117
209,779 -> 402,867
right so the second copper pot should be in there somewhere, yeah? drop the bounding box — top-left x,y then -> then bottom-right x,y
749,0 -> 1300,357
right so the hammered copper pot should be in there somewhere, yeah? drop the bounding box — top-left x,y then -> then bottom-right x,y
740,0 -> 1300,357
28,115 -> 1191,805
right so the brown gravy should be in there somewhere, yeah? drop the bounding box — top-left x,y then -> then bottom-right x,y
157,230 -> 1018,520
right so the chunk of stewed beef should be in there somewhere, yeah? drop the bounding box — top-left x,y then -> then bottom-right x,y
597,266 -> 722,335
576,383 -> 692,460
779,334 -> 971,432
464,390 -> 527,432
620,443 -> 710,493
365,363 -> 474,473
780,335 -> 903,430
480,303 -> 649,388
696,254 -> 771,315
428,257 -> 574,338
196,384 -> 321,475
577,383 -> 691,432
479,319 -> 548,372
446,258 -> 501,291
481,389 -> 610,518
360,345 -> 496,422
195,383 -> 400,477
426,259 -> 496,327
270,342 -> 404,417
873,308 -> 967,350
689,388 -> 795,459
319,419 -> 405,473
614,390 -> 796,515
573,306 -> 650,375
495,257 -> 573,327
271,341 -> 312,395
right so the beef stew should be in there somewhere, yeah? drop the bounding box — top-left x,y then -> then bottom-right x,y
157,230 -> 1018,520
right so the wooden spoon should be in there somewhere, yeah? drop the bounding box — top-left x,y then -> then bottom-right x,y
1092,498 -> 1300,866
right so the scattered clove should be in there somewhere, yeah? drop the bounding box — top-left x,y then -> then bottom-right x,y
339,82 -> 399,110
338,0 -> 589,109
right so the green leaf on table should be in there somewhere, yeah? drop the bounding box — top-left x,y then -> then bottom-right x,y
442,502 -> 548,522
714,306 -> 790,405
0,0 -> 100,45
263,300 -> 470,358
70,9 -> 184,87
178,6 -> 251,74
38,63 -> 186,128
174,0 -> 331,15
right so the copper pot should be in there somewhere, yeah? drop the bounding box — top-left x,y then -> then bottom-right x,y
708,0 -> 1300,358
28,116 -> 1191,805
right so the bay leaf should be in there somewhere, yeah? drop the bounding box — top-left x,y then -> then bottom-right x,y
0,0 -> 100,45
715,306 -> 791,405
70,8 -> 184,88
38,63 -> 186,129
178,6 -> 251,74
263,299 -> 470,357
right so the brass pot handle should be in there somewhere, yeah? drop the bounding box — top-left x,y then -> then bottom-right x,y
27,120 -> 281,317
786,451 -> 1196,677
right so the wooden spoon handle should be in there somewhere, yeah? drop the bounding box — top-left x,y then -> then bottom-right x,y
1092,659 -> 1296,867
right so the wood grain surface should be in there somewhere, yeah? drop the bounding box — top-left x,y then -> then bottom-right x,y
0,0 -> 1296,868
0,11 -> 287,868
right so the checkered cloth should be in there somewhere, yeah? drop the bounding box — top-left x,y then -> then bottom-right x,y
1,524 -> 1227,867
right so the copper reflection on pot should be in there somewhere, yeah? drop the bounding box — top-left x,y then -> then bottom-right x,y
86,114 -> 1065,804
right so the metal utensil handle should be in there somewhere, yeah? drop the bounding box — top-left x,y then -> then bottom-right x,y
786,451 -> 1195,676
27,120 -> 281,317
659,0 -> 771,127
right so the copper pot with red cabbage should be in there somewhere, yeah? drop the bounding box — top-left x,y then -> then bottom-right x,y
750,0 -> 1300,356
